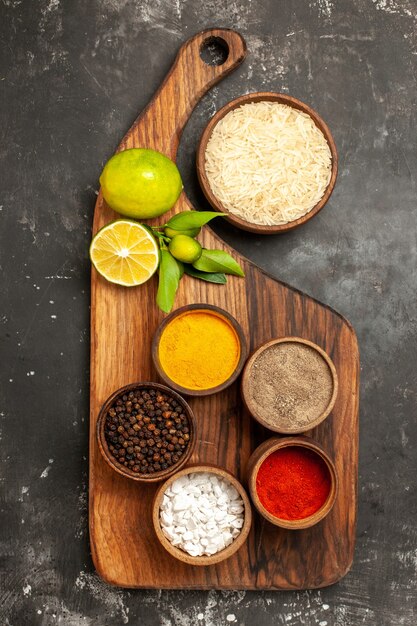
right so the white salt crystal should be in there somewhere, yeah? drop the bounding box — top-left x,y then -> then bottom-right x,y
214,484 -> 223,498
227,486 -> 240,500
162,527 -> 175,541
229,504 -> 244,514
171,537 -> 182,546
182,531 -> 194,541
195,510 -> 208,523
159,471 -> 245,557
160,512 -> 173,526
172,495 -> 191,512
189,473 -> 206,485
171,477 -> 188,493
232,519 -> 244,529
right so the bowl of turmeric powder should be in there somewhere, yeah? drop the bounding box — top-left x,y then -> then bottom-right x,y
152,304 -> 248,396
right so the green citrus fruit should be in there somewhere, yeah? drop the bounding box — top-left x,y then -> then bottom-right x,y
164,226 -> 201,239
99,148 -> 183,219
168,235 -> 202,264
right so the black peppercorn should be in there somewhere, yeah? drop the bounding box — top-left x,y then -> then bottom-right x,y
104,386 -> 191,475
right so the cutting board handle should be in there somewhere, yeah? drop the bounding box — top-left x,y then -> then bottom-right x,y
119,29 -> 247,160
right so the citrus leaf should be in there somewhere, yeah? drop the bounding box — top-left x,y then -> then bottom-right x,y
184,265 -> 227,284
192,249 -> 245,277
156,250 -> 182,313
141,223 -> 156,236
166,210 -> 225,230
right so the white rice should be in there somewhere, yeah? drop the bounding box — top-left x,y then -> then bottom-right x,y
204,101 -> 332,226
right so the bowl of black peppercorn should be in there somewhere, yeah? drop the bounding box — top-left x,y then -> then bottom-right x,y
97,382 -> 196,482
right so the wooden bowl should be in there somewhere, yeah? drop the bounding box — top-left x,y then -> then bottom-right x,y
197,91 -> 338,234
152,303 -> 248,396
247,436 -> 338,529
241,337 -> 338,434
152,464 -> 252,566
97,382 -> 196,483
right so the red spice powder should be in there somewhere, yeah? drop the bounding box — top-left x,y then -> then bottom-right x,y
256,446 -> 331,520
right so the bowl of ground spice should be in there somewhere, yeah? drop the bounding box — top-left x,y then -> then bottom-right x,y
241,337 -> 338,434
197,92 -> 337,234
152,464 -> 252,565
97,382 -> 196,482
247,437 -> 338,529
152,304 -> 247,396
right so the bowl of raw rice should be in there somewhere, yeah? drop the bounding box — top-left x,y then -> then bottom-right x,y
197,92 -> 338,234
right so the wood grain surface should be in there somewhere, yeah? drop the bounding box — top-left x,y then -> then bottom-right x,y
89,28 -> 359,589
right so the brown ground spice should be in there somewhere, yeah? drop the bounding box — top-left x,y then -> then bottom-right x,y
248,342 -> 334,430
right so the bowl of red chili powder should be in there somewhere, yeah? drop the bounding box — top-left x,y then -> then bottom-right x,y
247,437 -> 338,529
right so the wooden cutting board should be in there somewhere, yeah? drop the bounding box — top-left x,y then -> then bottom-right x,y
89,28 -> 359,589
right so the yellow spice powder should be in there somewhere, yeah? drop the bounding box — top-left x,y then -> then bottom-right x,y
158,310 -> 240,390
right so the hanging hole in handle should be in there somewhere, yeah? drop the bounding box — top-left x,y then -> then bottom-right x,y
200,37 -> 229,66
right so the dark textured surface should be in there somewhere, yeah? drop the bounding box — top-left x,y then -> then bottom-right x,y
0,1 -> 416,624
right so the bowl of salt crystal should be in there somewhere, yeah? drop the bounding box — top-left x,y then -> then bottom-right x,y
152,464 -> 252,565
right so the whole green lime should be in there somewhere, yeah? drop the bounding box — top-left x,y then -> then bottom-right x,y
169,235 -> 202,264
100,148 -> 183,219
164,226 -> 201,239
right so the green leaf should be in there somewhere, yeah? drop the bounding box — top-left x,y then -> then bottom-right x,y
141,223 -> 157,237
166,210 -> 225,231
152,229 -> 165,238
192,249 -> 245,277
140,223 -> 161,244
156,250 -> 182,313
184,265 -> 227,284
